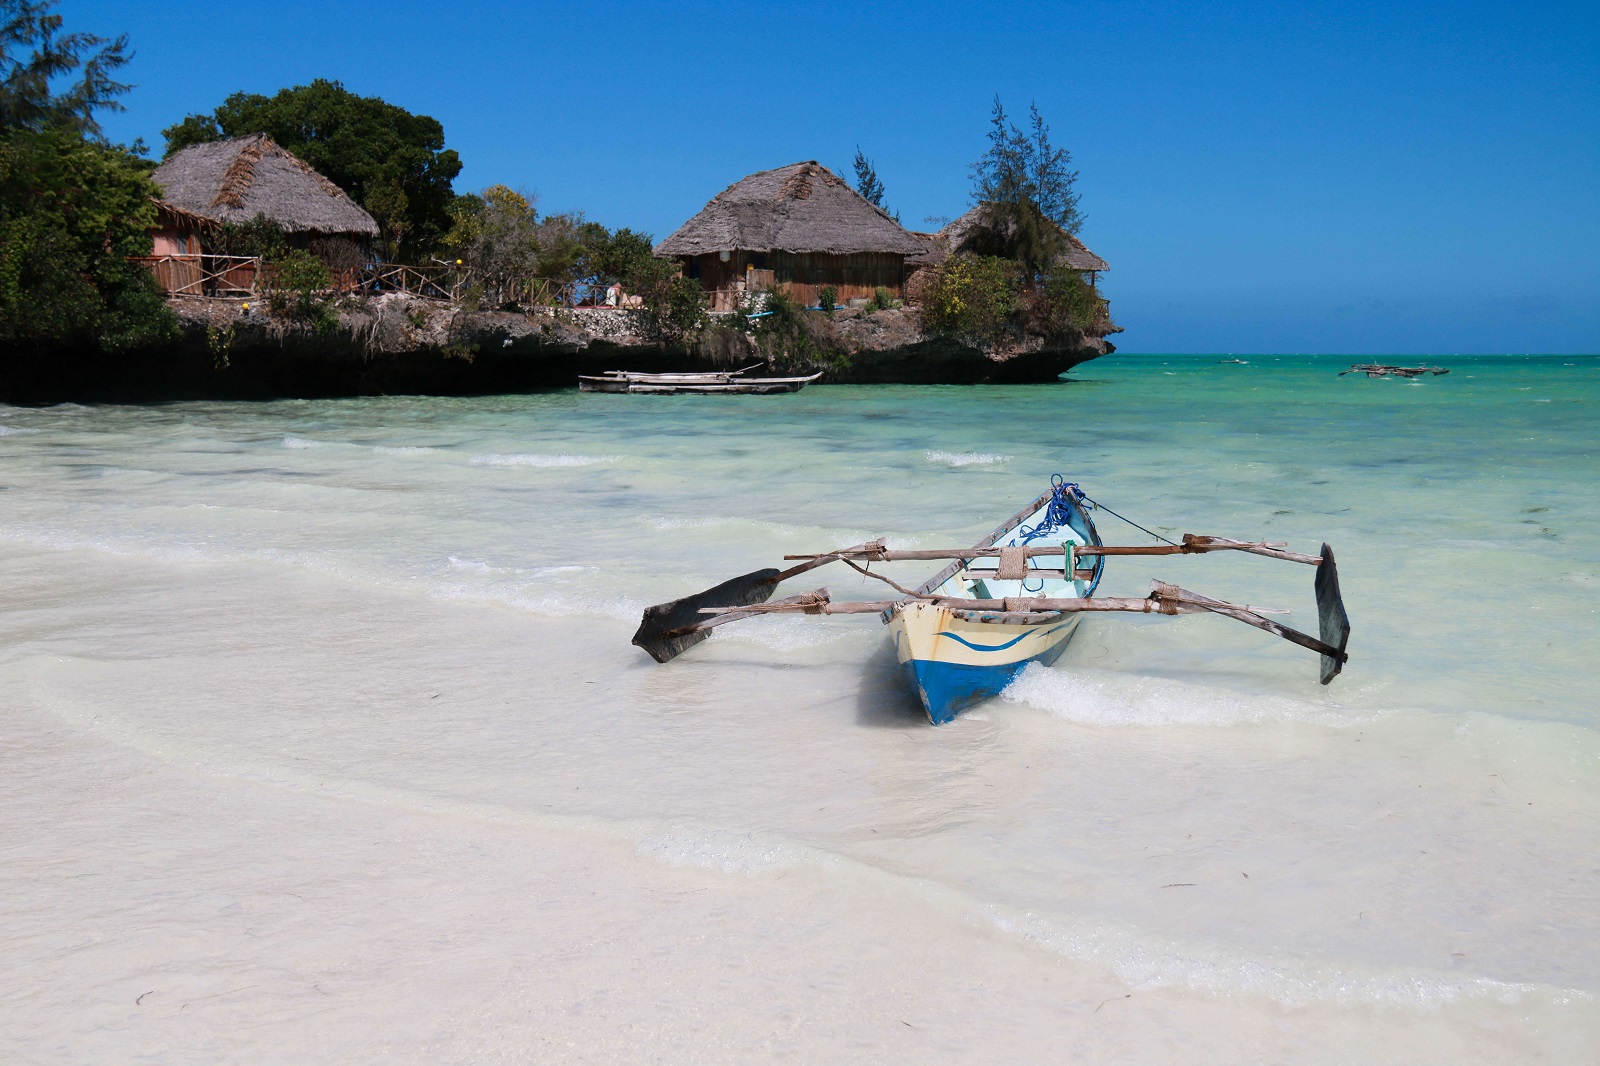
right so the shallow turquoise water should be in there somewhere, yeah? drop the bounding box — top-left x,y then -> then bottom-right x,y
2,354 -> 1596,1060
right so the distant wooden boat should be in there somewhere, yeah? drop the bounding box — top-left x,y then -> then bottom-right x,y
1339,363 -> 1450,378
632,477 -> 1352,727
579,367 -> 822,394
1218,358 -> 1250,365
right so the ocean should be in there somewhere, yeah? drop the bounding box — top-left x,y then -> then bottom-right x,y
2,354 -> 1596,1062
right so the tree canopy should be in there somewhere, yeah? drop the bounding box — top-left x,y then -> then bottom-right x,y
162,79 -> 462,258
442,184 -> 658,309
0,2 -> 174,357
968,98 -> 1082,274
0,0 -> 131,138
0,127 -> 175,355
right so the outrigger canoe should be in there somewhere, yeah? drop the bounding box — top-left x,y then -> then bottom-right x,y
579,368 -> 822,394
632,477 -> 1351,726
881,480 -> 1104,722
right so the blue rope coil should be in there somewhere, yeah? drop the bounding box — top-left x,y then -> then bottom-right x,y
1018,474 -> 1083,543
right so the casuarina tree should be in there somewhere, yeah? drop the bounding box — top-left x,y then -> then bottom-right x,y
968,98 -> 1082,275
0,0 -> 131,137
853,146 -> 886,208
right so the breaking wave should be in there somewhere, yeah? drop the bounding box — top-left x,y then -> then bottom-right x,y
468,453 -> 618,467
372,445 -> 438,457
926,450 -> 1010,467
1001,662 -> 1356,728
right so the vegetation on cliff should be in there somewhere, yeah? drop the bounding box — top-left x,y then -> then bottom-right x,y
442,185 -> 653,304
440,184 -> 707,342
2,1 -> 1112,388
0,1 -> 177,356
920,99 -> 1107,347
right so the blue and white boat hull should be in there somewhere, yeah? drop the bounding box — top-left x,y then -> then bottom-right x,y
888,603 -> 1082,724
880,478 -> 1104,725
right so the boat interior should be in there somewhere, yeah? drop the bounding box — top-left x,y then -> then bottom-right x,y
921,491 -> 1105,609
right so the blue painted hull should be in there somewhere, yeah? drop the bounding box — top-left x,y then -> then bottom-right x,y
900,633 -> 1075,725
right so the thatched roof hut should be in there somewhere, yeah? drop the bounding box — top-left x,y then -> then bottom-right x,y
656,161 -> 926,307
908,205 -> 1109,273
151,133 -> 379,240
657,160 -> 926,258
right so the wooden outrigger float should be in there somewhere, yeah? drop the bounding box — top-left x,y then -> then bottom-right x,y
632,478 -> 1351,726
580,365 -> 822,394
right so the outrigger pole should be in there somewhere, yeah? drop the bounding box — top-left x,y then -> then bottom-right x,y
783,533 -> 1323,567
633,536 -> 1351,685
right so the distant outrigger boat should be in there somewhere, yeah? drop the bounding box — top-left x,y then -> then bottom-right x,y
579,365 -> 822,394
633,478 -> 1351,726
1339,363 -> 1450,378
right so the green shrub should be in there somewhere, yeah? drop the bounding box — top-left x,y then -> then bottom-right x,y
865,286 -> 899,313
818,285 -> 838,315
1029,271 -> 1104,336
213,214 -> 286,260
922,254 -> 1018,342
626,256 -> 707,344
749,286 -> 850,374
265,249 -> 338,333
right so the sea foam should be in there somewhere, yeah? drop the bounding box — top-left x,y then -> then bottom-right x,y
1001,662 -> 1352,728
979,905 -> 1583,1010
926,450 -> 1009,467
468,452 -> 618,467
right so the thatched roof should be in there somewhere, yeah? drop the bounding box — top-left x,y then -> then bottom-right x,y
152,134 -> 379,237
909,205 -> 1109,272
152,198 -> 219,233
655,161 -> 926,257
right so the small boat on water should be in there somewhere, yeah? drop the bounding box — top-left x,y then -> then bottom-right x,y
881,481 -> 1105,721
633,477 -> 1351,726
580,365 -> 822,394
1339,363 -> 1450,378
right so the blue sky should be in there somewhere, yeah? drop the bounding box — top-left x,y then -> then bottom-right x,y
74,0 -> 1598,354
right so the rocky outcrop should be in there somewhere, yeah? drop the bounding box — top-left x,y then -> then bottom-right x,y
0,294 -> 1114,404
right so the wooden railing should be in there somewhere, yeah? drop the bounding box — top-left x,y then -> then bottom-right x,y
357,262 -> 458,300
132,253 -> 660,313
130,255 -> 262,297
505,279 -> 643,309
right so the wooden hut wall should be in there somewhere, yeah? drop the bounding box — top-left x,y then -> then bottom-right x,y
682,251 -> 906,304
141,256 -> 204,295
150,229 -> 201,256
769,252 -> 904,304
